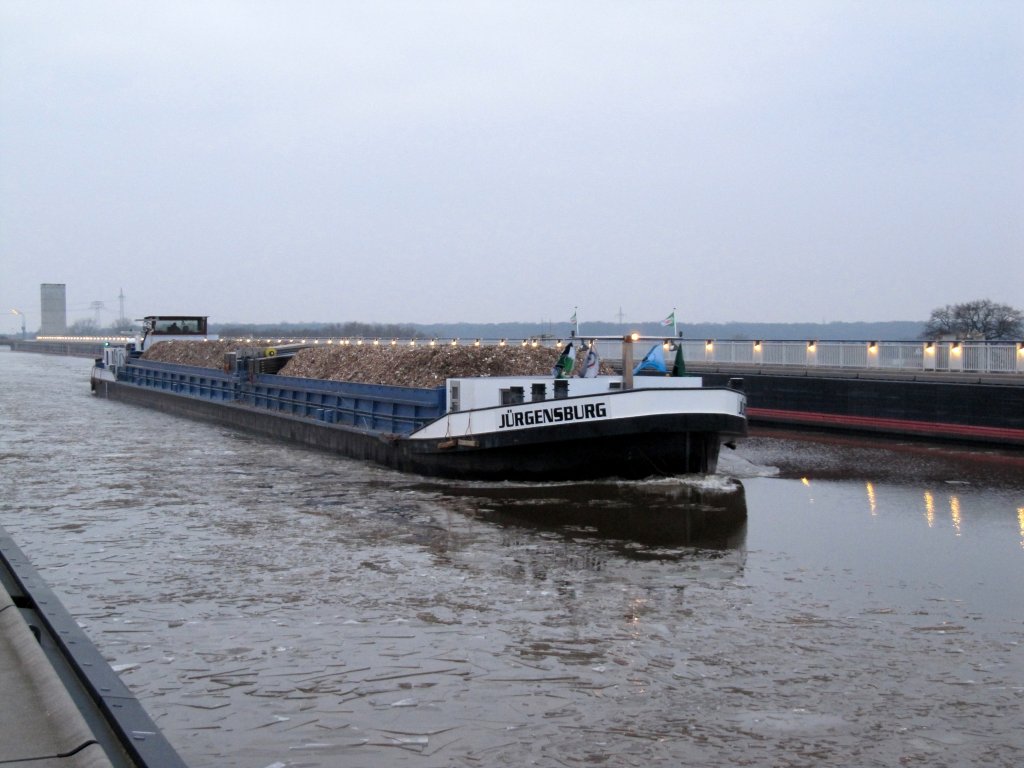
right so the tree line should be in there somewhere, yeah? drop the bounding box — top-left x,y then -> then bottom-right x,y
923,300 -> 1022,340
60,300 -> 1023,341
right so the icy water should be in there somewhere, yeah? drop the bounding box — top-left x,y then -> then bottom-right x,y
1,348 -> 1023,768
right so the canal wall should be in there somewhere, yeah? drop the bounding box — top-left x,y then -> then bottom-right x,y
7,339 -> 106,357
692,364 -> 1024,447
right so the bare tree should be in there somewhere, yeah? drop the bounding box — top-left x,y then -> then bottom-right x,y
68,318 -> 100,335
108,317 -> 137,334
923,300 -> 1023,340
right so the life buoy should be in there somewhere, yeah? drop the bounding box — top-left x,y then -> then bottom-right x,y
264,347 -> 277,357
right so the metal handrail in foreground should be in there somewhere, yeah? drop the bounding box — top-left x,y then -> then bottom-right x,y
0,527 -> 189,768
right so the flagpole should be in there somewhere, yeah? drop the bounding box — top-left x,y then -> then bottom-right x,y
673,307 -> 677,338
574,306 -> 579,338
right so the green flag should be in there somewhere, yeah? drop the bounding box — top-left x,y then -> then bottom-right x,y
671,344 -> 686,376
552,342 -> 575,378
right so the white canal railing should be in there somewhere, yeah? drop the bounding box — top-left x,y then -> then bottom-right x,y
28,335 -> 1024,375
637,339 -> 1024,375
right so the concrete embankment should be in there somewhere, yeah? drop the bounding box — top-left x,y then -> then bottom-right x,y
692,364 -> 1024,446
7,340 -> 106,357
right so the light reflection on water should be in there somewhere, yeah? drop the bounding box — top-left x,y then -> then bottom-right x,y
1,350 -> 1023,768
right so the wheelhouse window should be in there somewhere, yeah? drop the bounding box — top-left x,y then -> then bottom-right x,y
146,316 -> 208,335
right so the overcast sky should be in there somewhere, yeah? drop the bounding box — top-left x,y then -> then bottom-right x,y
2,1 -> 1022,332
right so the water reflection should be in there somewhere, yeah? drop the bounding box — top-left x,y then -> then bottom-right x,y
861,484 -> 978,537
745,429 -> 1024,490
841,466 -> 1024,546
411,478 -> 748,558
951,494 -> 963,535
924,490 -> 936,527
744,433 -> 1024,546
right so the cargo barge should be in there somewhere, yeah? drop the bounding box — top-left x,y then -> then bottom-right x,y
91,317 -> 747,480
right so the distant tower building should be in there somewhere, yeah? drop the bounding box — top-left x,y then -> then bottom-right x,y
40,283 -> 67,335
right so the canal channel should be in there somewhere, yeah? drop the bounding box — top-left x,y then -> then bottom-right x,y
1,348 -> 1022,767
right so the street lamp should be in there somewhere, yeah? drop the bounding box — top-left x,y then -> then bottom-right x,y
10,309 -> 26,339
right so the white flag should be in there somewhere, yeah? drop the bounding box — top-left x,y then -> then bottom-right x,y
582,344 -> 600,378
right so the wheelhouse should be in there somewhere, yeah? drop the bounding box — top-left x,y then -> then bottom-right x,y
144,316 -> 209,335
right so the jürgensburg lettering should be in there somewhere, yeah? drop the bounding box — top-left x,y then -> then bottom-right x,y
498,402 -> 608,429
